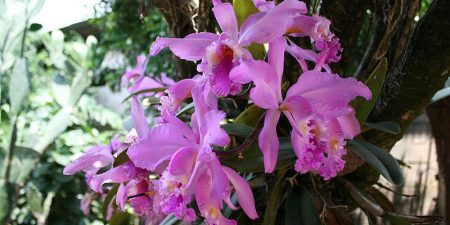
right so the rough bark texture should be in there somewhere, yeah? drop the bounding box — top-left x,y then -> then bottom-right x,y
342,0 -> 450,176
427,97 -> 450,225
150,0 -> 215,78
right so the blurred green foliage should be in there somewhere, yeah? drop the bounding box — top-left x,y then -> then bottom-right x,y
0,0 -> 172,224
90,0 -> 174,88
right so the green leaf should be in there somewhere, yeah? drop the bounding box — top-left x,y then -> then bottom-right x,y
0,179 -> 13,224
222,123 -> 253,138
176,102 -> 194,117
233,0 -> 259,26
347,139 -> 404,186
285,186 -> 321,225
352,58 -> 388,123
9,58 -> 30,116
160,214 -> 179,225
26,183 -> 43,214
365,121 -> 401,134
109,211 -> 131,225
263,169 -> 287,225
222,138 -> 296,172
113,150 -> 129,167
9,146 -> 40,185
69,71 -> 91,107
431,86 -> 450,102
35,108 -> 72,153
103,184 -> 119,220
385,214 -> 412,225
234,105 -> 265,126
29,23 -> 42,32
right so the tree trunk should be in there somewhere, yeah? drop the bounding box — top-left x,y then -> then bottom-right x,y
427,97 -> 450,225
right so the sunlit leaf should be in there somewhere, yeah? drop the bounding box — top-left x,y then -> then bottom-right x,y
0,179 -> 13,224
347,139 -> 404,186
9,58 -> 30,116
26,183 -> 43,214
35,108 -> 72,153
9,146 -> 39,185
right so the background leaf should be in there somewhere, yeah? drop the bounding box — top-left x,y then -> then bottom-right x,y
365,121 -> 401,134
352,58 -> 387,123
347,139 -> 404,186
9,58 -> 30,116
285,186 -> 321,225
222,138 -> 296,173
222,123 -> 253,138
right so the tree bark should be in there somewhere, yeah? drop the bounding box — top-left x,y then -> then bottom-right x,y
427,97 -> 450,225
150,0 -> 215,79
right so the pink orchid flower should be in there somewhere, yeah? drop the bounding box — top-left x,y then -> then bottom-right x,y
121,54 -> 174,97
230,37 -> 371,177
150,0 -> 306,96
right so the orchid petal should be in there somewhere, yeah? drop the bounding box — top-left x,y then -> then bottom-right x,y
131,97 -> 149,139
201,109 -> 230,147
150,32 -> 219,61
252,0 -> 275,11
286,71 -> 371,115
336,110 -> 361,139
168,147 -> 198,176
230,60 -> 280,109
281,96 -> 312,135
89,162 -> 137,192
258,109 -> 281,173
127,123 -> 196,171
128,76 -> 163,95
116,183 -> 127,210
239,0 -> 307,46
222,166 -> 258,219
212,1 -> 239,41
63,145 -> 113,175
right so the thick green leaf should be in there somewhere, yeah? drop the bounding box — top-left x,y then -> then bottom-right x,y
222,138 -> 295,173
352,58 -> 387,123
222,123 -> 253,138
26,183 -> 43,214
347,139 -> 404,186
234,105 -> 265,126
103,184 -> 119,220
109,211 -> 131,225
9,58 -> 30,116
285,186 -> 321,225
365,121 -> 401,134
233,0 -> 259,26
263,169 -> 287,225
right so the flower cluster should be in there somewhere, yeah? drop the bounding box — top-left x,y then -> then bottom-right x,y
64,0 -> 371,224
